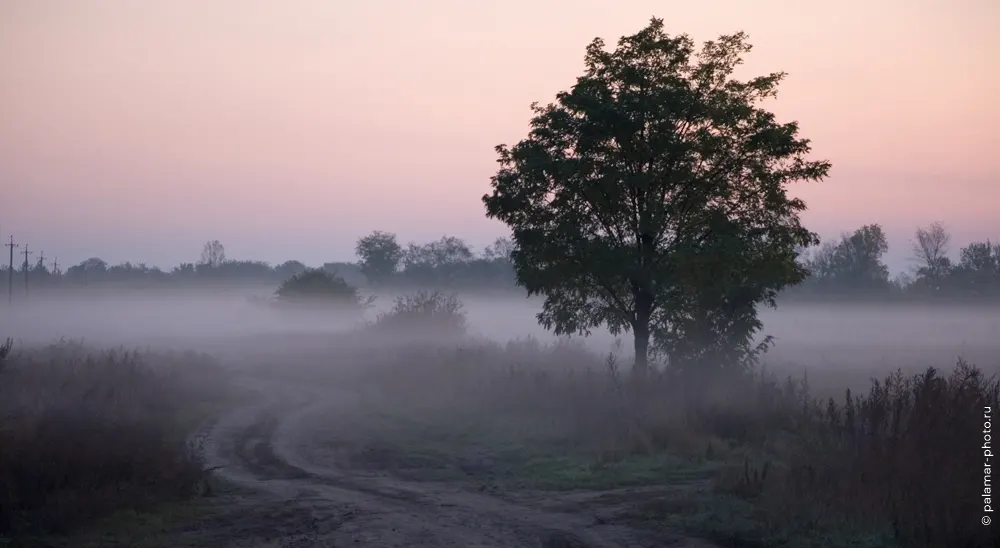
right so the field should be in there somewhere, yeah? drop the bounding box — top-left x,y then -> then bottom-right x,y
1,288 -> 998,547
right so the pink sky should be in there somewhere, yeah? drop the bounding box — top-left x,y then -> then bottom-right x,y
1,0 -> 998,272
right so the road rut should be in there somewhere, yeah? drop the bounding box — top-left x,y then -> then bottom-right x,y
183,374 -> 718,548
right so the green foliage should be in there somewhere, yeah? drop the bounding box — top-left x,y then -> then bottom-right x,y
274,268 -> 366,308
355,231 -> 403,283
483,18 -> 829,373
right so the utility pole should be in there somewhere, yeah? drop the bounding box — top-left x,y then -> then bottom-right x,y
36,250 -> 46,270
5,236 -> 18,305
21,245 -> 32,295
51,257 -> 59,276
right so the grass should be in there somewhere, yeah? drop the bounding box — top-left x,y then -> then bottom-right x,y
319,403 -> 721,491
0,338 -> 234,545
4,290 -> 999,547
324,341 -> 997,547
291,292 -> 1000,548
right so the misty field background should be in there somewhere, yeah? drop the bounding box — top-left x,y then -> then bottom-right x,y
3,287 -> 998,547
3,287 -> 997,369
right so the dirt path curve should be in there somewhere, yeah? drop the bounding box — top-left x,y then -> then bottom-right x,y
185,374 -> 719,548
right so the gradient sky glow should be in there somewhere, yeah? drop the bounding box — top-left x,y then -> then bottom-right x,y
1,0 -> 998,272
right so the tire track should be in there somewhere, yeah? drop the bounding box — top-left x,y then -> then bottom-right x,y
197,374 -> 719,548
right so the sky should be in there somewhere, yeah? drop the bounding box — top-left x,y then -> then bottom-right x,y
1,0 -> 998,274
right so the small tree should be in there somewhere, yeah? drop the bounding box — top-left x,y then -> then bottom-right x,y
274,268 -> 371,309
65,258 -> 108,284
355,231 -> 403,283
953,240 -> 1000,298
911,222 -> 952,291
483,19 -> 829,376
199,240 -> 227,268
824,224 -> 892,292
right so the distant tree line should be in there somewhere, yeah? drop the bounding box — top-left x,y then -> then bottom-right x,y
4,224 -> 996,303
787,222 -> 1000,303
0,236 -> 515,291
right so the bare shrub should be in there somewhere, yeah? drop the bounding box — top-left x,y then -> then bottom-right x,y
369,291 -> 468,339
0,340 -> 227,536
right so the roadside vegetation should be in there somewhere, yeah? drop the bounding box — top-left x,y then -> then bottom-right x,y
303,291 -> 999,548
0,338 -> 231,545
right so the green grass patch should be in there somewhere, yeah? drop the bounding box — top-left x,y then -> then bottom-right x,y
623,488 -> 899,548
323,401 -> 903,548
323,405 -> 719,492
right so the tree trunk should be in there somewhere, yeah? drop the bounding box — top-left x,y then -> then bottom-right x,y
633,324 -> 649,377
633,292 -> 652,378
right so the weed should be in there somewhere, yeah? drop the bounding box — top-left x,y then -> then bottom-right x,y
0,340 -> 228,537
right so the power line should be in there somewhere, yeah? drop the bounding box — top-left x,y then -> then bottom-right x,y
5,236 -> 18,305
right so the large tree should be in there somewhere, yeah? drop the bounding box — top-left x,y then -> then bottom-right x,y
483,19 -> 829,376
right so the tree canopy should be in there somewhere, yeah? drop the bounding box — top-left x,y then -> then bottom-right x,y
274,268 -> 365,308
803,224 -> 891,293
355,231 -> 403,283
483,18 -> 830,375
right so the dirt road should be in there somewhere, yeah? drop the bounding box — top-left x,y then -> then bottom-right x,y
172,374 -> 719,548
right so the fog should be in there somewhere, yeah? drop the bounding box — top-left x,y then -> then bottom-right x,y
2,287 -> 997,546
2,288 -> 997,371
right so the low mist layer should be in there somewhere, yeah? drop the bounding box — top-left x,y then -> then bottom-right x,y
3,287 -> 997,366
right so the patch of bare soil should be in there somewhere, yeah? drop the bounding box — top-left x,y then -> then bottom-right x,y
147,375 -> 720,548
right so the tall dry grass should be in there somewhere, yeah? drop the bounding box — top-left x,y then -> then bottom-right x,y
0,339 -> 228,537
322,292 -> 1000,548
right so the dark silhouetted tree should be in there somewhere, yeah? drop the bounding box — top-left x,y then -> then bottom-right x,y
910,222 -> 952,292
806,224 -> 890,293
483,19 -> 829,377
952,240 -> 1000,298
402,236 -> 474,285
355,231 -> 403,283
66,257 -> 108,284
274,268 -> 372,310
274,260 -> 308,282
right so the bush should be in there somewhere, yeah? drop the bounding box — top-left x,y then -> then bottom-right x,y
274,268 -> 372,309
369,291 -> 468,338
0,340 -> 227,537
